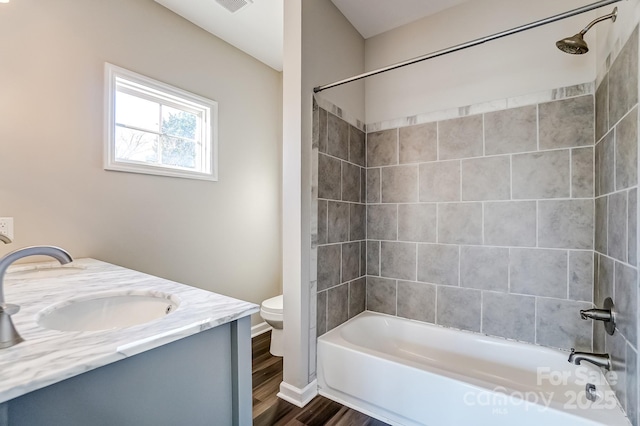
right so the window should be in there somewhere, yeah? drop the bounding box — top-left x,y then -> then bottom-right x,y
104,63 -> 218,181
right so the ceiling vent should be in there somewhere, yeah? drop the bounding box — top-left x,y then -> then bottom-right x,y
214,0 -> 253,13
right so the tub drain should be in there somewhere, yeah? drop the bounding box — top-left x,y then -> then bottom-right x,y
586,383 -> 597,402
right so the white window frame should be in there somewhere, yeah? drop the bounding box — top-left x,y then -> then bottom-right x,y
104,63 -> 218,181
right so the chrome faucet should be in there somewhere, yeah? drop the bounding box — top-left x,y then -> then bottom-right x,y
568,348 -> 612,370
0,246 -> 73,349
0,235 -> 11,244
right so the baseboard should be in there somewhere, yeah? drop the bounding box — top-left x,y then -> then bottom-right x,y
277,380 -> 318,407
251,321 -> 272,338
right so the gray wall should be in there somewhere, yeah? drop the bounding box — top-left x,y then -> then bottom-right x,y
594,26 -> 639,426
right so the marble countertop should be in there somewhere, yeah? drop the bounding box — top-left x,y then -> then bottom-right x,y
0,258 -> 258,403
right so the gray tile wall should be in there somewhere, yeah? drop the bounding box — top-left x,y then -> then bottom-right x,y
594,27 -> 640,426
315,106 -> 367,335
365,92 -> 596,352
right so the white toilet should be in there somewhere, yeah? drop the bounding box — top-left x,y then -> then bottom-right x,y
260,294 -> 283,357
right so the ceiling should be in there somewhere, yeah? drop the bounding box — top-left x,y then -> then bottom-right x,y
154,0 -> 471,71
331,0 -> 475,39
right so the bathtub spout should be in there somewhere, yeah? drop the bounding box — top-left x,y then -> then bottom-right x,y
568,348 -> 611,370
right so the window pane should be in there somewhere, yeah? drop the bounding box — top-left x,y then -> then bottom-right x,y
106,64 -> 217,180
162,106 -> 197,140
115,126 -> 158,164
115,91 -> 160,132
161,135 -> 196,169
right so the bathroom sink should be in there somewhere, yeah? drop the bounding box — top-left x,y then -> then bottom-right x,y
37,292 -> 179,332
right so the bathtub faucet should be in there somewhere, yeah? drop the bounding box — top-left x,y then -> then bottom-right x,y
0,246 -> 73,349
568,348 -> 611,370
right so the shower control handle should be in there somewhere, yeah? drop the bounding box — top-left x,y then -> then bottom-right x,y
580,297 -> 616,335
580,309 -> 611,321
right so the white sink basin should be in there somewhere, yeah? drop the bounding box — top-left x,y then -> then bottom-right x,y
37,292 -> 179,332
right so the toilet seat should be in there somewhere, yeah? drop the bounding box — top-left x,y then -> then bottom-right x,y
261,295 -> 283,315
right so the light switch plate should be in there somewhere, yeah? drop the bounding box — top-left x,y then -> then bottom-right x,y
0,217 -> 14,241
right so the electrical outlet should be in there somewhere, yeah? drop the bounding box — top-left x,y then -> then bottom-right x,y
0,217 -> 14,241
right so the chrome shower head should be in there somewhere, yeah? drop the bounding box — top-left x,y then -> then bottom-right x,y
556,33 -> 589,54
557,7 -> 617,55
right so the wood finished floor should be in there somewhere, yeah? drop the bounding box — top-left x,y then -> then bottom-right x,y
252,331 -> 389,426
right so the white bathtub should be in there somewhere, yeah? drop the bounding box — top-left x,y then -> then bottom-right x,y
317,312 -> 630,426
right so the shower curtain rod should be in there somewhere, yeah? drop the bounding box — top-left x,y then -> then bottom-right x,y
313,0 -> 623,93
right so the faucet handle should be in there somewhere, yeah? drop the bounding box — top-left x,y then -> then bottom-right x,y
580,308 -> 611,321
580,297 -> 616,336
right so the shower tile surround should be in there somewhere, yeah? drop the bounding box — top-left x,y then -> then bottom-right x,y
314,105 -> 367,338
593,26 -> 640,425
311,25 -> 640,426
316,89 -> 599,351
362,92 -> 597,352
